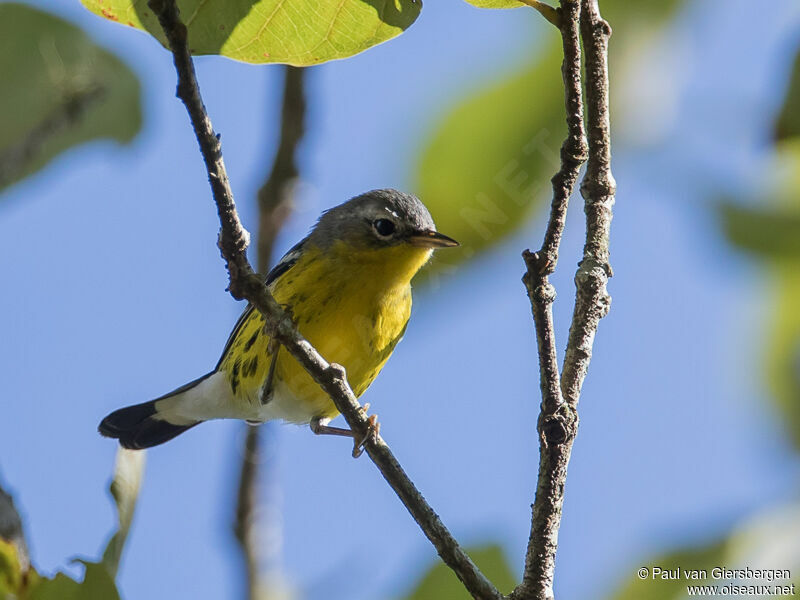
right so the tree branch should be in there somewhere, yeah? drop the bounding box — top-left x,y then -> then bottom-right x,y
146,1 -> 501,598
234,65 -> 307,600
515,0 -> 614,598
514,1 -> 586,598
563,0 -> 614,409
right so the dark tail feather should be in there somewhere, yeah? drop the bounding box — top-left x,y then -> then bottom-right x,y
99,400 -> 198,450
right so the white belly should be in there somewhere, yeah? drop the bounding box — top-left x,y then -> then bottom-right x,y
252,380 -> 320,425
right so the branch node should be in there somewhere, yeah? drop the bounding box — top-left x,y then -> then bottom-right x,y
562,140 -> 588,165
537,408 -> 576,448
594,17 -> 612,37
522,249 -> 553,277
575,258 -> 612,287
580,174 -> 616,199
326,362 -> 347,383
535,282 -> 556,306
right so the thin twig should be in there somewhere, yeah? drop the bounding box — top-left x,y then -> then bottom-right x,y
514,1 -> 586,598
146,1 -> 501,598
234,65 -> 307,600
562,0 -> 614,410
147,0 -> 251,293
519,0 -> 561,28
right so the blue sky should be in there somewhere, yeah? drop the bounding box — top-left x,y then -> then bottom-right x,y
2,1 -> 800,599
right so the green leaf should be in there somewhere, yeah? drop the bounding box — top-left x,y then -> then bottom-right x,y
413,0 -> 688,281
7,452 -> 139,600
0,485 -> 29,578
608,503 -> 800,600
401,544 -> 517,600
463,1 -> 524,8
610,539 -> 728,600
719,204 -> 800,259
721,143 -> 800,450
0,483 -> 36,599
0,4 -> 141,193
0,539 -> 24,598
765,267 -> 800,450
601,0 -> 685,26
101,449 -> 145,579
29,561 -> 120,600
414,40 -> 565,281
775,45 -> 800,142
80,0 -> 421,66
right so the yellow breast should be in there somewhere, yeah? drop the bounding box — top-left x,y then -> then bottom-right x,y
218,240 -> 432,422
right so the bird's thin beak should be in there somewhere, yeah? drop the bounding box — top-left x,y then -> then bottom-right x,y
408,229 -> 460,248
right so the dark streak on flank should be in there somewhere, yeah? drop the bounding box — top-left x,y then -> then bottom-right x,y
244,330 -> 258,352
231,360 -> 241,394
243,357 -> 259,378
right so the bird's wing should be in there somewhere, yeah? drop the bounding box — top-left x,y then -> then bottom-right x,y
214,238 -> 306,370
264,238 -> 307,286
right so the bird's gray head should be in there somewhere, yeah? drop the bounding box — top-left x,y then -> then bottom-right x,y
310,189 -> 459,251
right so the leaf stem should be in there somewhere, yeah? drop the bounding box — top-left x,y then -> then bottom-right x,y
519,0 -> 561,28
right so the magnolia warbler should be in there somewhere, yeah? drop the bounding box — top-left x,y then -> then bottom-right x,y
99,189 -> 458,451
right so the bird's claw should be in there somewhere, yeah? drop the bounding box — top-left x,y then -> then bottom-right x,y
352,412 -> 380,459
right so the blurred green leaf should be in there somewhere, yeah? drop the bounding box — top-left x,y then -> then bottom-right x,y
101,449 -> 145,579
0,484 -> 34,599
721,142 -> 800,450
719,204 -> 800,259
610,539 -> 728,600
413,0 -> 686,281
0,539 -> 24,598
0,459 -> 137,600
402,544 -> 516,600
463,1 -> 524,8
0,4 -> 141,194
80,0 -> 421,66
414,40 -> 565,280
775,45 -> 800,142
0,485 -> 29,580
29,561 -> 120,600
601,0 -> 685,25
765,267 -> 800,450
609,503 -> 800,600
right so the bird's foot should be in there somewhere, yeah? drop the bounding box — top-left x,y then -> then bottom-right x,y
309,407 -> 380,459
351,405 -> 380,458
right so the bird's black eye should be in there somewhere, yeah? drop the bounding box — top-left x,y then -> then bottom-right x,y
373,219 -> 396,237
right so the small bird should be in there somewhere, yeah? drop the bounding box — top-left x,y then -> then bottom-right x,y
99,189 -> 458,451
